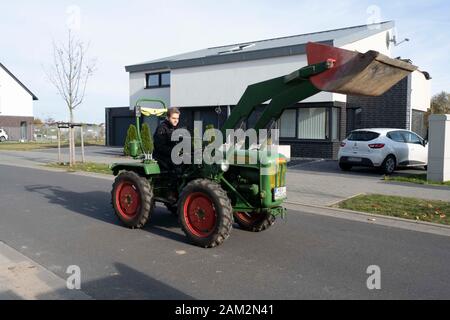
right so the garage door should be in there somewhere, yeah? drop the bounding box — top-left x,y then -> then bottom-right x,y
112,116 -> 136,147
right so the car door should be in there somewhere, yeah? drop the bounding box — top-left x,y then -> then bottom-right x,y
386,131 -> 409,165
402,131 -> 428,165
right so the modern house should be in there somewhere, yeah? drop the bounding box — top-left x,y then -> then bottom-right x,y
0,63 -> 38,141
106,21 -> 431,159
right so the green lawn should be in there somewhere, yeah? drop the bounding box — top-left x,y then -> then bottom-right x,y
45,162 -> 112,175
337,194 -> 450,225
0,140 -> 105,151
385,174 -> 450,187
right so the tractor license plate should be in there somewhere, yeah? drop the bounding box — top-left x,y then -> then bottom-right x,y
274,187 -> 287,200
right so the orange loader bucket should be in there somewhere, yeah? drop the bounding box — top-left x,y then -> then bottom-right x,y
306,42 -> 418,96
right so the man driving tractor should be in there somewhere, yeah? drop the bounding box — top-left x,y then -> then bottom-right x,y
153,107 -> 182,203
153,107 -> 181,171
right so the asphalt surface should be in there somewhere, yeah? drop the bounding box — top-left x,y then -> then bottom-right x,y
0,164 -> 449,300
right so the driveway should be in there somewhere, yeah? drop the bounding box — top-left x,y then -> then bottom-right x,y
286,160 -> 450,206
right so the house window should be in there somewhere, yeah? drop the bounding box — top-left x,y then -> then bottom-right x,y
298,108 -> 327,140
279,109 -> 297,138
146,72 -> 170,88
161,72 -> 171,86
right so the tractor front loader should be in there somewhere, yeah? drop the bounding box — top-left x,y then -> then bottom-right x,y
111,42 -> 417,248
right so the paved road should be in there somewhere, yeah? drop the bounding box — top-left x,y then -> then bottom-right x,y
0,164 -> 449,300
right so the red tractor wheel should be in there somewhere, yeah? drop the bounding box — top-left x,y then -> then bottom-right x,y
178,179 -> 233,248
234,211 -> 276,232
112,171 -> 154,229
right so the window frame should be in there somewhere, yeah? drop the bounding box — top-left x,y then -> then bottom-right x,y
145,71 -> 171,89
279,109 -> 298,139
278,105 -> 342,142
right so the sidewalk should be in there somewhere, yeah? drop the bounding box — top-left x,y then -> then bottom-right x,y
0,242 -> 90,300
0,146 -> 123,168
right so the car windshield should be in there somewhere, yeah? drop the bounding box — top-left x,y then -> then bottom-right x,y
347,131 -> 380,142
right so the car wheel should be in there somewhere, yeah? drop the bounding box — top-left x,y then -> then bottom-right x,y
0,137 -> 6,142
382,156 -> 396,175
339,163 -> 352,171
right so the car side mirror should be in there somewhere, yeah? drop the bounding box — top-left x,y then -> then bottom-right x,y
423,140 -> 428,147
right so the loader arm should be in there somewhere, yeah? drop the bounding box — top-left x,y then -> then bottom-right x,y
222,42 -> 418,134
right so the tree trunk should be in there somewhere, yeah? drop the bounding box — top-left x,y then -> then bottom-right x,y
69,110 -> 74,167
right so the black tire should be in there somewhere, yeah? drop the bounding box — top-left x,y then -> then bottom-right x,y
381,155 -> 396,175
111,171 -> 154,229
165,204 -> 178,216
339,163 -> 352,171
0,137 -> 6,142
178,179 -> 233,248
233,212 -> 276,232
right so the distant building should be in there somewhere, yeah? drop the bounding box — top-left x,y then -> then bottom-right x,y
106,21 -> 431,159
0,63 -> 38,141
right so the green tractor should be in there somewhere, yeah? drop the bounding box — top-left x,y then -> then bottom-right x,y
111,42 -> 417,248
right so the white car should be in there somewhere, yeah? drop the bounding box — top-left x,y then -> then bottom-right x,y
0,129 -> 8,142
338,129 -> 428,174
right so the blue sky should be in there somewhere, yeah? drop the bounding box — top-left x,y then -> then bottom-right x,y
1,0 -> 449,123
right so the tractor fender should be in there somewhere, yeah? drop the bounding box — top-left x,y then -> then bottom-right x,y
110,162 -> 161,177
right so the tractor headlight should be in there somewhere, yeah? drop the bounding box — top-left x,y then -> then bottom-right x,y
220,161 -> 230,172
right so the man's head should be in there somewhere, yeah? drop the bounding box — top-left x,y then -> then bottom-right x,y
167,107 -> 180,127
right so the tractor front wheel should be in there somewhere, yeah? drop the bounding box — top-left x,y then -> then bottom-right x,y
112,171 -> 154,229
178,179 -> 233,248
234,212 -> 276,232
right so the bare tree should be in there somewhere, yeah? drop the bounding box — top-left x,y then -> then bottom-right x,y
45,30 -> 95,166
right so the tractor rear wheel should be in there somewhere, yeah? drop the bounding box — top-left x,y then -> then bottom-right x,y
178,179 -> 233,248
112,171 -> 154,229
234,212 -> 276,232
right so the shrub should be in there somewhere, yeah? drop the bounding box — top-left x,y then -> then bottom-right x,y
123,124 -> 138,156
141,123 -> 154,155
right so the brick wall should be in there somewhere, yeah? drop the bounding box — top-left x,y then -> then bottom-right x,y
347,78 -> 408,131
0,116 -> 34,141
282,140 -> 342,159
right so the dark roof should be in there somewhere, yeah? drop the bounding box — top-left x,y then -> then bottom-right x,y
126,21 -> 395,73
0,63 -> 38,100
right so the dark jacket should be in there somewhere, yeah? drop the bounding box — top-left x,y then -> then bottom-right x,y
153,119 -> 178,164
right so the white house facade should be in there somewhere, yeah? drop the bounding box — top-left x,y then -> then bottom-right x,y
0,63 -> 38,141
106,21 -> 431,159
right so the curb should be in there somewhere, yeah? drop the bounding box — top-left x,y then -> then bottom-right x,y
285,200 -> 450,230
0,241 -> 92,300
284,200 -> 450,237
